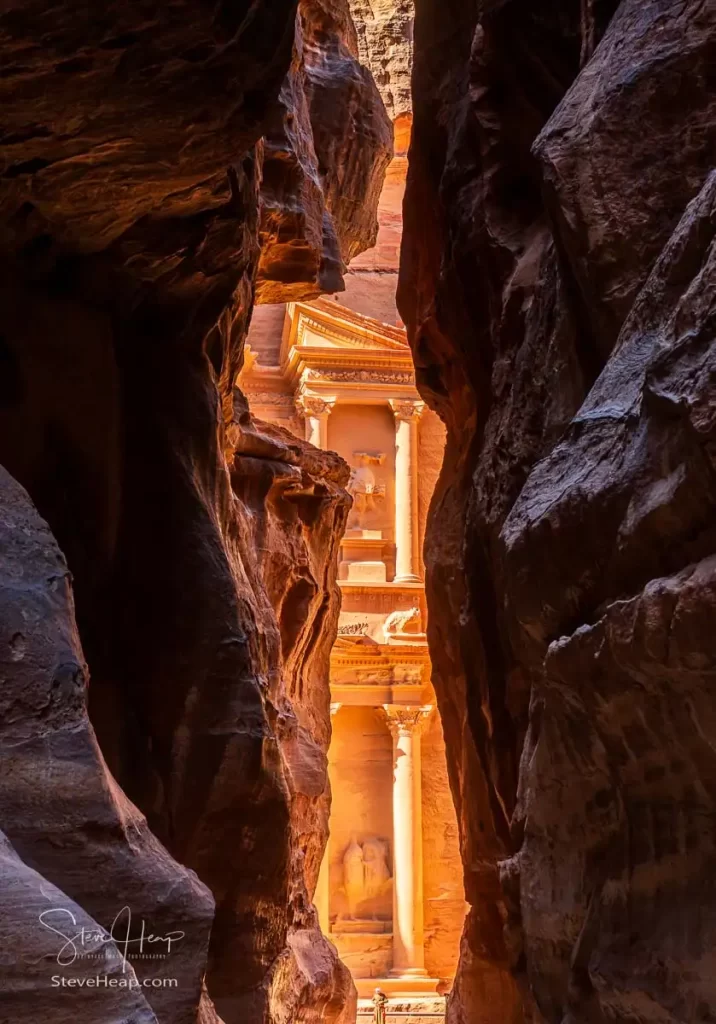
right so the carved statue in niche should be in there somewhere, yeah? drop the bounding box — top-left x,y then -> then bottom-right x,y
362,838 -> 391,898
341,834 -> 392,919
347,451 -> 386,530
343,835 -> 365,919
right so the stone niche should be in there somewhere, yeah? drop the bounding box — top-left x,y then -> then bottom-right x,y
328,707 -> 394,982
329,708 -> 394,980
330,404 -> 395,582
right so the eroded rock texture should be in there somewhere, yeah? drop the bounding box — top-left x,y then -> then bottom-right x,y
349,0 -> 413,124
0,1 -> 379,1021
0,465 -> 214,1024
228,405 -> 355,1024
399,1 -> 716,1022
257,0 -> 393,303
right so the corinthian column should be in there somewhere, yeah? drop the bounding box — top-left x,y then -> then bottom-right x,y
297,394 -> 335,449
389,400 -> 424,583
383,704 -> 433,977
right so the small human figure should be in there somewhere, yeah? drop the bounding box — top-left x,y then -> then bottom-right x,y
372,987 -> 388,1024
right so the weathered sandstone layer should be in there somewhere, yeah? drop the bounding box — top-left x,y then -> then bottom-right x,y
0,0 -> 388,1020
257,0 -> 393,303
230,405 -> 356,1024
340,0 -> 414,328
399,1 -> 716,1022
0,465 -> 214,1024
349,0 -> 414,124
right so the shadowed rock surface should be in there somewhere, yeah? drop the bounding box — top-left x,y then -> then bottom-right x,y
0,829 -> 158,1023
0,0 -> 388,1020
399,1 -> 716,1021
0,465 -> 214,1024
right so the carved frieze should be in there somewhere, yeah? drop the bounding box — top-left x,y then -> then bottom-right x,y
308,368 -> 415,384
337,621 -> 371,636
242,391 -> 296,407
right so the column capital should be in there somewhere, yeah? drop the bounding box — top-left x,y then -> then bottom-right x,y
389,399 -> 425,423
382,704 -> 433,739
296,392 -> 336,418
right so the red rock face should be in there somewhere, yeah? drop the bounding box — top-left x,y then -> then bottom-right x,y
399,1 -> 716,1022
0,1 -> 388,1021
257,0 -> 393,303
229,407 -> 356,1024
349,0 -> 413,125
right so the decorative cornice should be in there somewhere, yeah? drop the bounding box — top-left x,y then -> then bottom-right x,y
242,391 -> 296,406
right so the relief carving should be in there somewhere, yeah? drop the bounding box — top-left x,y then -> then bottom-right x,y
347,451 -> 386,530
310,368 -> 414,384
337,621 -> 370,635
382,606 -> 421,640
341,834 -> 392,919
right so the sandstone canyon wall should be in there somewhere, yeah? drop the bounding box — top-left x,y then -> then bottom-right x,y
349,0 -> 413,125
399,2 -> 716,1023
338,0 -> 414,328
257,0 -> 393,303
0,2 -> 390,1021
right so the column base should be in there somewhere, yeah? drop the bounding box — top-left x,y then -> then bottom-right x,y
389,968 -> 428,978
393,574 -> 422,584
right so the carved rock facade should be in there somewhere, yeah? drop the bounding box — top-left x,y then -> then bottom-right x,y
399,1 -> 716,1022
0,1 -> 387,1021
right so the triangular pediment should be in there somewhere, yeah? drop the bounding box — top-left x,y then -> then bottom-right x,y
289,297 -> 410,354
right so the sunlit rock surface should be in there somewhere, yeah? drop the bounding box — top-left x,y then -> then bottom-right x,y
257,0 -> 393,303
349,0 -> 413,124
399,1 -> 716,1021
